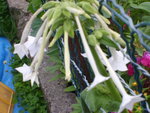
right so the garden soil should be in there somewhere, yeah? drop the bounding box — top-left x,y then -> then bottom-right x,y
7,0 -> 76,113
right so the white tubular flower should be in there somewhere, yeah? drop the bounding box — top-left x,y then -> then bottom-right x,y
87,74 -> 109,90
64,31 -> 71,81
25,19 -> 47,57
14,43 -> 28,59
15,64 -> 39,86
75,15 -> 109,90
20,8 -> 43,44
95,45 -> 144,112
30,71 -> 39,86
118,94 -> 144,113
24,36 -> 42,57
108,48 -> 130,71
15,64 -> 33,82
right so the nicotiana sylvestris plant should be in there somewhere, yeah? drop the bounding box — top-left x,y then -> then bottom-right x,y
14,0 -> 144,112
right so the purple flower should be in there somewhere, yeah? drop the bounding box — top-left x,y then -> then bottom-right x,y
141,51 -> 150,68
127,64 -> 134,76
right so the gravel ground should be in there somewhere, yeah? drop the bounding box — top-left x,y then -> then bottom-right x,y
7,0 -> 76,112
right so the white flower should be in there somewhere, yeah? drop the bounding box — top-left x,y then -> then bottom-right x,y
15,64 -> 39,86
64,31 -> 71,81
14,43 -> 28,59
95,45 -> 144,112
15,64 -> 33,82
75,16 -> 109,90
108,48 -> 129,71
87,74 -> 110,90
118,94 -> 144,113
30,71 -> 39,86
24,36 -> 42,57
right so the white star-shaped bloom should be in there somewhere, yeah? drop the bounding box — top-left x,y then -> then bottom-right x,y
15,64 -> 33,81
118,94 -> 144,113
24,36 -> 42,57
15,64 -> 39,86
30,72 -> 39,86
14,43 -> 28,59
87,75 -> 110,90
108,48 -> 129,71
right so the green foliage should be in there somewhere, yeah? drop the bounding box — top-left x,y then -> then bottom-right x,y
47,44 -> 65,81
77,1 -> 97,14
87,34 -> 98,46
11,55 -> 48,113
71,98 -> 83,113
0,0 -> 17,41
130,2 -> 150,13
80,84 -> 121,113
99,37 -> 119,49
64,86 -> 76,92
31,18 -> 43,36
72,84 -> 121,113
28,0 -> 42,13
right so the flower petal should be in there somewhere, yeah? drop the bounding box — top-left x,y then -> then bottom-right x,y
118,94 -> 144,113
87,75 -> 110,90
14,43 -> 28,59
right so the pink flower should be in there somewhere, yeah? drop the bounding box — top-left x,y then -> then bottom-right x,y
127,64 -> 134,76
136,57 -> 141,64
141,51 -> 150,68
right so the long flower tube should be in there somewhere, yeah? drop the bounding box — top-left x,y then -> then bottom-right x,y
21,7 -> 43,44
31,18 -> 54,69
75,15 -> 110,90
25,19 -> 48,57
14,8 -> 43,59
34,23 -> 53,72
95,45 -> 144,113
64,31 -> 71,81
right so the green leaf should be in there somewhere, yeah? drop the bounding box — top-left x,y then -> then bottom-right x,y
142,16 -> 150,22
42,1 -> 60,9
64,86 -> 76,92
68,28 -> 75,38
78,2 -> 97,14
51,17 -> 65,31
93,30 -> 103,39
87,35 -> 98,46
49,73 -> 64,82
55,26 -> 64,38
49,56 -> 62,64
136,48 -> 143,56
80,84 -> 120,112
49,26 -> 64,47
62,9 -> 72,18
130,2 -> 150,13
52,7 -> 62,20
47,8 -> 55,20
31,18 -> 43,36
100,37 -> 118,49
28,0 -> 42,13
46,65 -> 62,73
63,20 -> 74,32
129,76 -> 136,87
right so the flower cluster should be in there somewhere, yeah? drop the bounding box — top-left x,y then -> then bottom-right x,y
127,51 -> 150,76
13,1 -> 145,113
